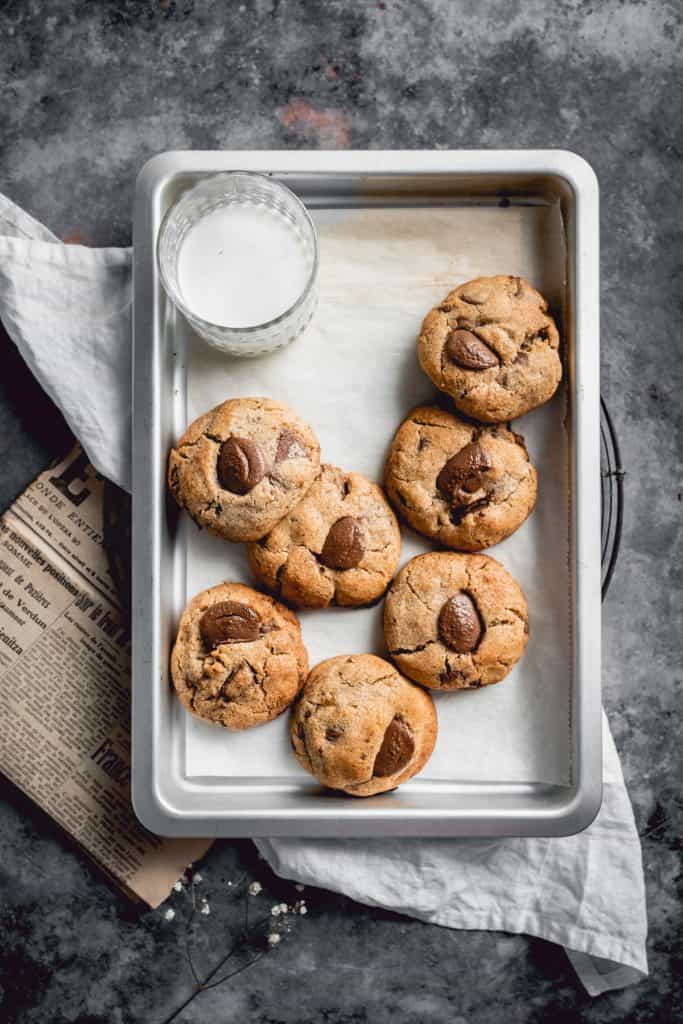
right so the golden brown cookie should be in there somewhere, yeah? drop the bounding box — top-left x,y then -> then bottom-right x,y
171,582 -> 308,730
383,552 -> 529,690
418,275 -> 561,422
168,397 -> 320,542
290,654 -> 437,796
247,464 -> 402,609
384,406 -> 537,551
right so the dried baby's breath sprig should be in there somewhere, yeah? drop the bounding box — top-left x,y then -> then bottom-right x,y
157,874 -> 307,1024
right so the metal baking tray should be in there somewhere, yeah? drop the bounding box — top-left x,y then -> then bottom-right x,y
132,150 -> 601,838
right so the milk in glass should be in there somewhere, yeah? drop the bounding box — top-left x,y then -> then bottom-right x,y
177,204 -> 310,329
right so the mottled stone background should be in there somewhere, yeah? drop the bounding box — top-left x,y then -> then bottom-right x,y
0,1 -> 681,1022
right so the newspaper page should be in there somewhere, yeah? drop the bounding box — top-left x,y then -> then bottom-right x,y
0,447 -> 211,907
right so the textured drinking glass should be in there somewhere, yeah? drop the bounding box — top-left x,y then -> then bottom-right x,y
158,171 -> 319,356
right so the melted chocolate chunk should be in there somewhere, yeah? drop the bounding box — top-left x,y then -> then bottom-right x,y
437,442 -> 491,503
438,592 -> 483,653
446,329 -> 499,371
373,717 -> 415,777
320,516 -> 365,570
275,431 -> 308,462
200,601 -> 261,647
218,437 -> 265,494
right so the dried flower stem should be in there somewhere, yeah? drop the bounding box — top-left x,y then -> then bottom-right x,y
201,951 -> 266,992
157,881 -> 272,1024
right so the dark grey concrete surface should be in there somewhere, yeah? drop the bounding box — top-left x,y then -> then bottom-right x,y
1,1 -> 681,1022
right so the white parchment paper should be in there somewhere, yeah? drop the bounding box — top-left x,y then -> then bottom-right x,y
182,205 -> 570,785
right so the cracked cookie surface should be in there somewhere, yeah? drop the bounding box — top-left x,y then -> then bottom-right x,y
384,552 -> 529,690
171,582 -> 308,730
290,654 -> 437,796
168,397 -> 321,542
418,275 -> 562,422
247,464 -> 402,609
384,405 -> 537,551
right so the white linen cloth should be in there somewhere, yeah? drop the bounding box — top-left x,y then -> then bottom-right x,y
0,194 -> 132,491
0,193 -> 647,995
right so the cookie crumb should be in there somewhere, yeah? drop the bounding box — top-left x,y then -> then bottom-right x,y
248,881 -> 262,896
267,932 -> 281,946
164,908 -> 175,921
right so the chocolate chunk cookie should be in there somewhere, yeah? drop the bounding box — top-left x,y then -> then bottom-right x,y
168,398 -> 321,542
384,552 -> 529,690
418,275 -> 562,422
384,406 -> 537,551
290,654 -> 437,796
247,464 -> 402,609
171,582 -> 308,730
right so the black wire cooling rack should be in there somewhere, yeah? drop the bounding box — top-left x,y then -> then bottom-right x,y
103,400 -> 624,613
600,397 -> 625,599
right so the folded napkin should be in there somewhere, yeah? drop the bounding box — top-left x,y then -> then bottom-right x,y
0,193 -> 132,491
0,192 -> 647,996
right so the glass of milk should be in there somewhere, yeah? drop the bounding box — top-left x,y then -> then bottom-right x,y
158,172 -> 318,356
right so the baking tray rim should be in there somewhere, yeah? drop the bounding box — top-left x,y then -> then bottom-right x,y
131,149 -> 602,838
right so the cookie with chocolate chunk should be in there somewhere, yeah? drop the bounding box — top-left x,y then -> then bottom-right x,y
418,275 -> 562,422
384,552 -> 528,690
290,654 -> 437,796
384,406 -> 537,551
168,397 -> 320,542
248,464 -> 401,609
171,582 -> 308,730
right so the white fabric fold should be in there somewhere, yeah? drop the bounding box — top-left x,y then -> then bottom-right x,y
0,193 -> 132,490
256,716 -> 647,996
0,193 -> 647,995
